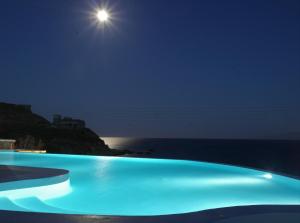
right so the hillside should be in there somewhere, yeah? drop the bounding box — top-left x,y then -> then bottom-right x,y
0,102 -> 125,155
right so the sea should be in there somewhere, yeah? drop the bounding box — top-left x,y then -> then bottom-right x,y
102,137 -> 300,178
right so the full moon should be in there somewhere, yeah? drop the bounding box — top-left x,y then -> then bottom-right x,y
96,10 -> 109,22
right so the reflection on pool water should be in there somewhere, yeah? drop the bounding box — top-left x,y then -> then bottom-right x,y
0,152 -> 300,216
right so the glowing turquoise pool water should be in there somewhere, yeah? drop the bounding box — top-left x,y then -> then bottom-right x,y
0,152 -> 300,216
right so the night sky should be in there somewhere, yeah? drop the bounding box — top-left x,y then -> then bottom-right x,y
1,0 -> 300,139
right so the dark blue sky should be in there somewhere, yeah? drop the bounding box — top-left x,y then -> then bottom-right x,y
1,0 -> 300,139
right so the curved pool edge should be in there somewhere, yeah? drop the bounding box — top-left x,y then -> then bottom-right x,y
0,205 -> 299,223
0,165 -> 71,201
4,150 -> 300,180
6,151 -> 300,181
0,165 -> 69,191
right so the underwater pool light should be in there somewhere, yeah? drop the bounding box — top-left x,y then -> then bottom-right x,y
263,173 -> 273,179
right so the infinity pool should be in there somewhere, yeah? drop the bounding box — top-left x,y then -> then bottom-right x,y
0,151 -> 300,216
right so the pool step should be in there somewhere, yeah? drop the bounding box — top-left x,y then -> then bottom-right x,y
0,197 -> 28,212
13,197 -> 66,214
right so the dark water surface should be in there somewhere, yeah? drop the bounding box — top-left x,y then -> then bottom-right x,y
102,137 -> 300,178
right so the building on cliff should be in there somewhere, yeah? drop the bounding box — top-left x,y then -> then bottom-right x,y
52,114 -> 85,129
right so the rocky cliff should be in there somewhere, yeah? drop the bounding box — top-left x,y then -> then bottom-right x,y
0,102 -> 125,155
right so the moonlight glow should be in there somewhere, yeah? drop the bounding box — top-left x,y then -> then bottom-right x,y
96,9 -> 109,22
